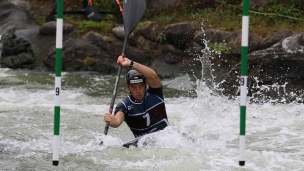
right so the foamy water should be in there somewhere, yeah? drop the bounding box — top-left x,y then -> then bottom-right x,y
1,68 -> 304,170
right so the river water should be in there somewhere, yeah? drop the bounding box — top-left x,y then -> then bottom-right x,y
1,64 -> 304,171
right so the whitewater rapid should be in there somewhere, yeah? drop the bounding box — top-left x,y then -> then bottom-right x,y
0,69 -> 303,170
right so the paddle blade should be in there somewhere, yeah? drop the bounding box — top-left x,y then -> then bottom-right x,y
123,0 -> 146,38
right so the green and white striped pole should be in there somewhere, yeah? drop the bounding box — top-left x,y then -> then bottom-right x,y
239,0 -> 249,166
53,0 -> 63,166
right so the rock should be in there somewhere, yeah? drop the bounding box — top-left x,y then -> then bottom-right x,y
83,31 -> 108,51
260,30 -> 294,50
1,29 -> 32,57
194,29 -> 261,55
43,36 -> 109,72
139,21 -> 165,42
134,35 -> 160,53
39,21 -> 76,36
164,52 -> 181,64
153,43 -> 203,78
221,33 -> 304,103
152,55 -> 179,78
165,22 -> 196,50
194,29 -> 233,46
228,30 -> 260,55
1,52 -> 35,69
112,25 -> 125,40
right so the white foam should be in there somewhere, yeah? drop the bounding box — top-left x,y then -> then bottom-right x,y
1,70 -> 304,170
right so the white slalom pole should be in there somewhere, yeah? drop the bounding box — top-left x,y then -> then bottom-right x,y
239,0 -> 249,166
53,0 -> 63,166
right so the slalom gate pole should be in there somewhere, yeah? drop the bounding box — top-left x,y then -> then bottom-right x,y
239,0 -> 249,166
53,0 -> 63,166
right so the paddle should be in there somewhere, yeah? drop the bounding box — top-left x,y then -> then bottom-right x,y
100,0 -> 146,145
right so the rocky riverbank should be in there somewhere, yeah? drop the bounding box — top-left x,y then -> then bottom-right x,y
1,0 -> 304,103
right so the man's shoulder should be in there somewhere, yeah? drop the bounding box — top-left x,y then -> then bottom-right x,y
147,85 -> 163,99
117,97 -> 130,107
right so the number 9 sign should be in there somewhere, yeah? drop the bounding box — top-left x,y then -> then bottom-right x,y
55,87 -> 60,96
240,77 -> 245,86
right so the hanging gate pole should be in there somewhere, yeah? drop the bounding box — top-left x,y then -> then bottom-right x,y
53,0 -> 63,166
239,0 -> 249,166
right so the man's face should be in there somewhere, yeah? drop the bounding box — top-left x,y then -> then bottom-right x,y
126,83 -> 146,101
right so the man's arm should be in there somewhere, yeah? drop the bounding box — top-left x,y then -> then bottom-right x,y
104,111 -> 125,128
117,56 -> 162,88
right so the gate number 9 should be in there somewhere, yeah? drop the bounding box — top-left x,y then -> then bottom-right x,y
240,77 -> 245,86
55,87 -> 60,96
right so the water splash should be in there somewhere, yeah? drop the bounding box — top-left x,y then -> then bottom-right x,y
137,126 -> 196,149
99,134 -> 122,147
196,32 -> 304,104
249,77 -> 304,104
195,36 -> 225,100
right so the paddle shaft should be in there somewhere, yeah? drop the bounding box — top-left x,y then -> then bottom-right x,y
104,40 -> 127,135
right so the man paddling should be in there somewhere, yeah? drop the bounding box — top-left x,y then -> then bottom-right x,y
104,56 -> 169,138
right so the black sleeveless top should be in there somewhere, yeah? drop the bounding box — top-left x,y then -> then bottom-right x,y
114,86 -> 169,137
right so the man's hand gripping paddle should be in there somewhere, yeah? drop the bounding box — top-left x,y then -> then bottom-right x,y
100,0 -> 146,146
